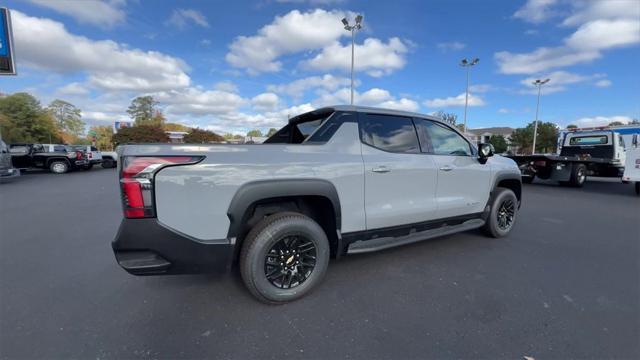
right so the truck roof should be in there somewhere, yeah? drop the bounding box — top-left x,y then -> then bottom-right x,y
291,105 -> 443,124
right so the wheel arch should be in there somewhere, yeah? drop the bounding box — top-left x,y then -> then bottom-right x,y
46,157 -> 71,166
226,179 -> 342,259
490,173 -> 522,206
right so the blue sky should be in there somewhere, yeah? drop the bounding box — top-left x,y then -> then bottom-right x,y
1,0 -> 639,134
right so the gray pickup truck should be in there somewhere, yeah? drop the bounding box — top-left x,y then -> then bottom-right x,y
113,105 -> 522,303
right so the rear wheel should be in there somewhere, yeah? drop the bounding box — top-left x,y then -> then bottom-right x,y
239,212 -> 330,304
635,182 -> 640,196
49,160 -> 69,174
569,164 -> 587,187
482,188 -> 518,238
102,158 -> 115,168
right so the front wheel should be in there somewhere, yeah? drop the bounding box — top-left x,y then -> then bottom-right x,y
102,158 -> 116,168
482,188 -> 518,238
49,160 -> 69,174
239,212 -> 330,304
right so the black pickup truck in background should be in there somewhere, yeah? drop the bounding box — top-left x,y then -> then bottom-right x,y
9,143 -> 89,174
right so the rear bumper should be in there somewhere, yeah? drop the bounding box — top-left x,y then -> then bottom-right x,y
112,218 -> 234,275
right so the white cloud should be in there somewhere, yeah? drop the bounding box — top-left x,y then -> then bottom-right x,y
12,11 -> 191,92
313,87 -> 419,112
518,71 -> 608,94
251,92 -> 280,111
81,111 -> 129,125
469,84 -> 492,93
304,37 -> 409,77
595,79 -> 612,88
200,39 -> 212,46
213,81 -> 238,93
27,0 -> 126,28
573,115 -> 635,128
226,9 -> 349,73
166,8 -> 209,29
498,108 -> 510,114
424,93 -> 485,108
497,0 -> 640,74
154,87 -> 247,116
267,74 -> 353,98
57,82 -> 89,96
513,0 -> 558,24
436,42 -> 466,51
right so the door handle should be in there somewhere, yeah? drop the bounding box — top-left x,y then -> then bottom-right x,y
439,165 -> 453,172
372,166 -> 391,173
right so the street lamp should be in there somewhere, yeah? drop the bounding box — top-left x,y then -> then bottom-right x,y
342,14 -> 363,105
460,57 -> 479,133
531,78 -> 550,155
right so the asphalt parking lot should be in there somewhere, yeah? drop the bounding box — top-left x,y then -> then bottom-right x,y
1,168 -> 639,359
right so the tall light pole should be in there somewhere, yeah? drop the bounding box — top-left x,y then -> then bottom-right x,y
460,57 -> 479,133
531,78 -> 550,155
342,14 -> 363,105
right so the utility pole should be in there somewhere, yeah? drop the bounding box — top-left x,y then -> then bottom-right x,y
459,58 -> 479,133
342,15 -> 363,105
532,78 -> 550,155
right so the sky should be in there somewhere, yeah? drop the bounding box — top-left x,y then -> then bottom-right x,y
1,0 -> 639,134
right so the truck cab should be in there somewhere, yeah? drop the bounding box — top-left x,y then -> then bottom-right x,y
561,130 -> 626,175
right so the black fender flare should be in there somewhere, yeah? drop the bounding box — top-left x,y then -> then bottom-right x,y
484,173 -> 522,220
225,178 -> 342,240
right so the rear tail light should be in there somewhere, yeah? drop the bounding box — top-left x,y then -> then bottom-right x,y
120,156 -> 203,219
76,151 -> 83,160
89,152 -> 93,159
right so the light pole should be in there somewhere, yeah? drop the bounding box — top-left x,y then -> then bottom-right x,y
531,78 -> 550,155
342,14 -> 363,105
460,57 -> 479,133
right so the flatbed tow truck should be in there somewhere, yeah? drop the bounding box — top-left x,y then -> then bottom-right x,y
508,129 -> 626,187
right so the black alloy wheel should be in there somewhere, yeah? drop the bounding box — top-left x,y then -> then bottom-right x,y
496,199 -> 515,231
264,235 -> 317,289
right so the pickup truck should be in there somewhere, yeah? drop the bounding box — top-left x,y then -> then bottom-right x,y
508,129 -> 626,187
112,105 -> 522,303
9,143 -> 89,174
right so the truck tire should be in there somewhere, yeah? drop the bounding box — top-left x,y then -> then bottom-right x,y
49,160 -> 69,174
635,182 -> 640,196
239,212 -> 330,304
102,158 -> 115,168
522,175 -> 534,184
568,164 -> 587,187
482,188 -> 518,238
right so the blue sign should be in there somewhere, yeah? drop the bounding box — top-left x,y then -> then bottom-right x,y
0,8 -> 16,75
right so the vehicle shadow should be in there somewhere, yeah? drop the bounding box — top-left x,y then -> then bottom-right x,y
527,177 -> 635,197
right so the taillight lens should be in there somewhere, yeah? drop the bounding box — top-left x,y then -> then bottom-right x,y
76,151 -> 83,160
120,156 -> 203,219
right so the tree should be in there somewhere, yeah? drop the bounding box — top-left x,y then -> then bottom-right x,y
266,128 -> 278,137
112,125 -> 168,145
91,125 -> 114,150
150,110 -> 166,127
183,128 -> 224,143
0,93 -> 61,143
127,96 -> 158,126
434,111 -> 457,126
566,124 -> 578,129
164,122 -> 191,132
488,134 -> 508,153
511,121 -> 559,154
47,99 -> 85,137
608,121 -> 624,127
246,129 -> 263,137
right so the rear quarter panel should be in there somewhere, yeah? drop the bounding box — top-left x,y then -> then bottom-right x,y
140,123 -> 365,241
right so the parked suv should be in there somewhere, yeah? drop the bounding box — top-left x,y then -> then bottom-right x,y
0,138 -> 19,182
112,106 -> 522,303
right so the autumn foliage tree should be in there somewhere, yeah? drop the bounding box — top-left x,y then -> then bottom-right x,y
112,125 -> 169,145
183,128 -> 224,143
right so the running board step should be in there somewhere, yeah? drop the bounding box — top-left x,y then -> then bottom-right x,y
346,219 -> 485,254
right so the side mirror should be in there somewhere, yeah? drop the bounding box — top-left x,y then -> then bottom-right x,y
478,143 -> 494,164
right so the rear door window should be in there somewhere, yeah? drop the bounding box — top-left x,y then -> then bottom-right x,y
359,114 -> 420,153
569,135 -> 608,145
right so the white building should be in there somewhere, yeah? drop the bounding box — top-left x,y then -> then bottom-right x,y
465,127 -> 515,153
